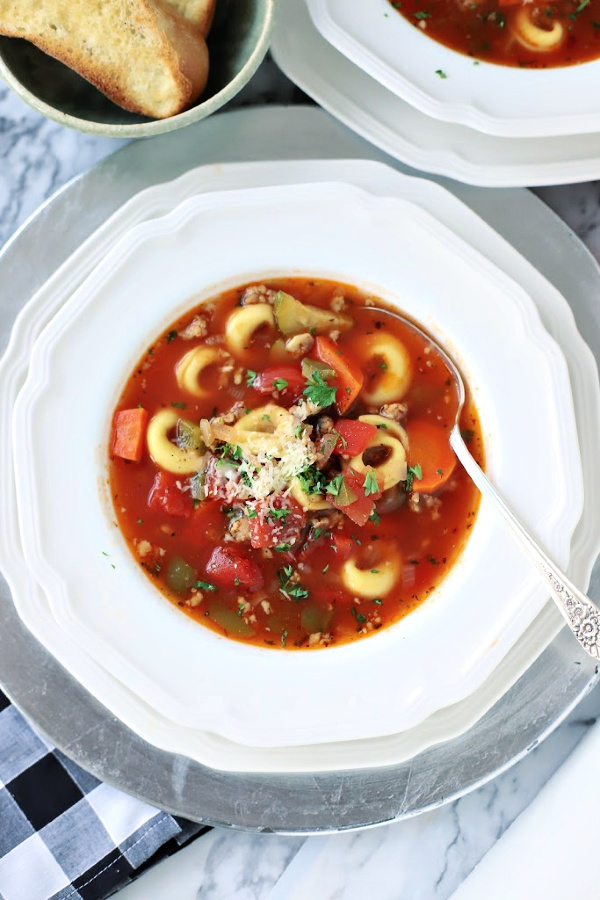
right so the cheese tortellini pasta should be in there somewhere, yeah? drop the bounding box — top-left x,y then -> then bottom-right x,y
361,333 -> 412,404
348,414 -> 408,491
225,303 -> 276,357
146,409 -> 202,474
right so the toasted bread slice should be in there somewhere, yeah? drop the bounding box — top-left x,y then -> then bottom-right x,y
165,0 -> 216,37
0,0 -> 209,118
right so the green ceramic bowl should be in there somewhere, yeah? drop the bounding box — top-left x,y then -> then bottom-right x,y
0,0 -> 276,137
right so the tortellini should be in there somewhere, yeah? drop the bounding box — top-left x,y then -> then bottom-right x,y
225,303 -> 276,357
348,415 -> 407,491
512,7 -> 564,50
361,333 -> 412,404
175,346 -> 230,397
146,409 -> 201,474
341,552 -> 400,599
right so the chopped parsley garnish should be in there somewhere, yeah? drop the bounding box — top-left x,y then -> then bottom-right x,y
218,443 -> 244,462
414,9 -> 432,18
281,629 -> 288,648
363,467 -> 379,497
437,468 -> 444,477
369,510 -> 381,525
247,508 -> 258,519
303,370 -> 337,408
427,556 -> 440,566
569,0 -> 589,17
297,464 -> 328,496
273,378 -> 289,391
313,528 -> 323,540
278,565 -> 310,601
372,598 -> 383,605
137,518 -> 143,525
237,603 -> 245,617
294,424 -> 304,439
262,414 -> 271,422
269,508 -> 290,521
371,569 -> 380,574
167,330 -> 178,343
171,401 -> 186,409
196,580 -> 217,591
376,422 -> 388,429
435,69 -> 448,78
461,428 -> 475,444
351,607 -> 367,624
246,370 -> 257,387
322,563 -> 330,574
406,464 -> 423,492
380,362 -> 388,369
275,543 -> 292,552
325,472 -> 345,496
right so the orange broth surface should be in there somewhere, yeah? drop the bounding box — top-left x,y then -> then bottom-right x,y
109,278 -> 483,650
387,0 -> 600,67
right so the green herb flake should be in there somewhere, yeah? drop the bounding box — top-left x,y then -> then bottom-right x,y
363,467 -> 379,497
406,463 -> 423,492
435,68 -> 448,78
372,598 -> 383,606
273,378 -> 289,391
303,370 -> 337,409
246,370 -> 257,387
196,580 -> 217,591
137,518 -> 143,525
370,569 -> 380,574
167,330 -> 178,343
326,472 -> 345,497
437,468 -> 444,477
369,510 -> 381,525
281,629 -> 288,648
237,603 -> 246,617
414,9 -> 432,18
171,401 -> 187,409
461,428 -> 475,444
351,607 -> 367,624
427,555 -> 440,566
332,428 -> 347,449
276,543 -> 292,553
322,563 -> 330,574
269,508 -> 290,521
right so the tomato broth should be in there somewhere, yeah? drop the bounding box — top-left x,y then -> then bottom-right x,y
109,278 -> 482,649
387,0 -> 600,67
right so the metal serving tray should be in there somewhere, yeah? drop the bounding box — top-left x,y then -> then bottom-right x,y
1,106 -> 598,833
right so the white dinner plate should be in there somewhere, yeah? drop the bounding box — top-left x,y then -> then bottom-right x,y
272,0 -> 600,188
12,178 -> 582,749
2,158 -> 599,771
307,0 -> 600,138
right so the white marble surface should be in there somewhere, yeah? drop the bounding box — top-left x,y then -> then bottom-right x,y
2,59 -> 600,900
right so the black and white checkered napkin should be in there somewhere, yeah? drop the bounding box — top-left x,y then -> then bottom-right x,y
0,690 -> 206,900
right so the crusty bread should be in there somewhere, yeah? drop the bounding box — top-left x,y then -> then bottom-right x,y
0,0 -> 209,118
165,0 -> 216,37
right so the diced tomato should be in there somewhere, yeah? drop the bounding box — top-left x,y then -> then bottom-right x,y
330,469 -> 382,526
182,500 -> 226,543
405,419 -> 456,493
148,471 -> 192,519
314,337 -> 363,414
247,494 -> 307,549
251,366 -> 305,402
205,545 -> 264,590
112,408 -> 148,462
332,533 -> 355,561
333,419 -> 377,457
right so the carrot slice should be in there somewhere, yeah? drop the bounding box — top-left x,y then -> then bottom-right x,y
112,408 -> 149,462
314,336 -> 363,414
405,420 -> 456,493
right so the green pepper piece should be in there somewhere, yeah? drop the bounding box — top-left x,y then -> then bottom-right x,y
209,604 -> 254,637
176,419 -> 204,452
301,358 -> 336,381
165,556 -> 197,593
301,602 -> 333,634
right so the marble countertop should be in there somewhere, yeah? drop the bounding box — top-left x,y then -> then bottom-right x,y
2,56 -> 600,900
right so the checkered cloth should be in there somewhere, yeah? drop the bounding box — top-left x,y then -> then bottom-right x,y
0,690 -> 207,900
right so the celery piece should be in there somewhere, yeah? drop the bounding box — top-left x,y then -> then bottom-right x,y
165,556 -> 197,593
273,291 -> 353,336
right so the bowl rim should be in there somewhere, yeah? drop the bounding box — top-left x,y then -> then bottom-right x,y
11,180 -> 584,749
0,0 -> 277,138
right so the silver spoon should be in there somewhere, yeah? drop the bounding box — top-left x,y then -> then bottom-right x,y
366,306 -> 600,660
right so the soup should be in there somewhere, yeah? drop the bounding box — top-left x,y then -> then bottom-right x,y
387,0 -> 600,67
109,278 -> 482,649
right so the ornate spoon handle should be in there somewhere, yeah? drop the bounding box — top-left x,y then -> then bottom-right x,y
450,427 -> 600,660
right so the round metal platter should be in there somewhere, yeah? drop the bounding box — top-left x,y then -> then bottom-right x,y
1,106 -> 599,833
